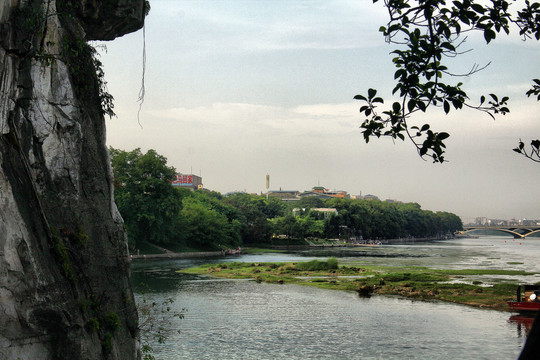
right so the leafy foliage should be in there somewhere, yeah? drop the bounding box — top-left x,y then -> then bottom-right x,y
110,147 -> 184,248
322,197 -> 461,240
513,138 -> 540,162
357,0 -> 539,162
179,194 -> 241,250
110,148 -> 462,251
138,297 -> 186,360
222,193 -> 284,244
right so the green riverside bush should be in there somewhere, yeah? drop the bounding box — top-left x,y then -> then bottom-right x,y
294,257 -> 339,271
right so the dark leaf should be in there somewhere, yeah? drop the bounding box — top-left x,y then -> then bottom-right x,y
440,42 -> 456,51
443,100 -> 450,114
484,29 -> 496,43
407,99 -> 416,112
452,99 -> 463,109
363,131 -> 370,143
388,24 -> 401,33
438,132 -> 450,140
471,3 -> 485,13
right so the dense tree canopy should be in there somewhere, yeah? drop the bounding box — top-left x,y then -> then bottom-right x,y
222,193 -> 285,244
110,148 -> 243,250
179,193 -> 242,250
356,0 -> 540,162
320,197 -> 461,240
110,148 -> 462,251
110,147 -> 184,247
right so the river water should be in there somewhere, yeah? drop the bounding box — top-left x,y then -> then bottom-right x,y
130,237 -> 540,359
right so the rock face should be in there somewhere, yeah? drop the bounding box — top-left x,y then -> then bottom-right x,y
0,0 -> 146,359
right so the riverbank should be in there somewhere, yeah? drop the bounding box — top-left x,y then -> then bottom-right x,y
130,238 -> 450,259
179,259 -> 536,311
130,251 -> 223,260
130,246 -> 287,260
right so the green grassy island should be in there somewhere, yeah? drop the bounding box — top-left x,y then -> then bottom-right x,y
179,258 -> 538,311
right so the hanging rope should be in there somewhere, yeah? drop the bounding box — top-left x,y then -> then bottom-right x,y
137,25 -> 146,129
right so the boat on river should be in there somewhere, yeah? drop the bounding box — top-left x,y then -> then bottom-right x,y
508,285 -> 540,313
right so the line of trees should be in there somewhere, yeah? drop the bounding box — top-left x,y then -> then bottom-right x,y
110,147 -> 463,251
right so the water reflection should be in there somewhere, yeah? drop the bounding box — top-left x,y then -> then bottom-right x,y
508,315 -> 536,338
131,237 -> 538,359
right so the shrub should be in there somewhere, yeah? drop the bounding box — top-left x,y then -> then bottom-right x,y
278,264 -> 296,273
492,283 -> 518,295
294,258 -> 339,271
327,257 -> 338,269
102,333 -> 114,355
103,311 -> 120,332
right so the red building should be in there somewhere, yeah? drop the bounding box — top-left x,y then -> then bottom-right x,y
170,173 -> 203,191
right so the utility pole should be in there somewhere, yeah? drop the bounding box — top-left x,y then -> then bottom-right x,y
266,174 -> 270,200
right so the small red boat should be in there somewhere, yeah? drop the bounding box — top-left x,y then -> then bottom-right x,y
507,285 -> 540,313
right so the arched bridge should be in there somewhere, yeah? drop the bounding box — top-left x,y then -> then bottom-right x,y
461,225 -> 540,239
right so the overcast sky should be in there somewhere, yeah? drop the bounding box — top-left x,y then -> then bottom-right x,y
99,0 -> 540,223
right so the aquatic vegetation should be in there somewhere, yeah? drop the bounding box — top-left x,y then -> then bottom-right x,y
180,259 -> 538,311
293,258 -> 338,271
435,269 -> 535,276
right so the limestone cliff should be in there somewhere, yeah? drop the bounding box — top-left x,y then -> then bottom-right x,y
0,0 -> 146,359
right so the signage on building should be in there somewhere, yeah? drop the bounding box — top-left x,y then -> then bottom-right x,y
171,174 -> 194,186
170,173 -> 203,190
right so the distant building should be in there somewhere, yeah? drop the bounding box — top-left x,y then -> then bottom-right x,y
170,173 -> 203,191
326,190 -> 349,198
262,185 -> 388,202
292,207 -> 338,218
298,191 -> 334,199
475,217 -> 488,225
300,187 -> 349,199
268,190 -> 300,201
311,208 -> 338,218
363,194 -> 380,201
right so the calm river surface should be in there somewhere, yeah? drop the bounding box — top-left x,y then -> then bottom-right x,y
130,237 -> 540,359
